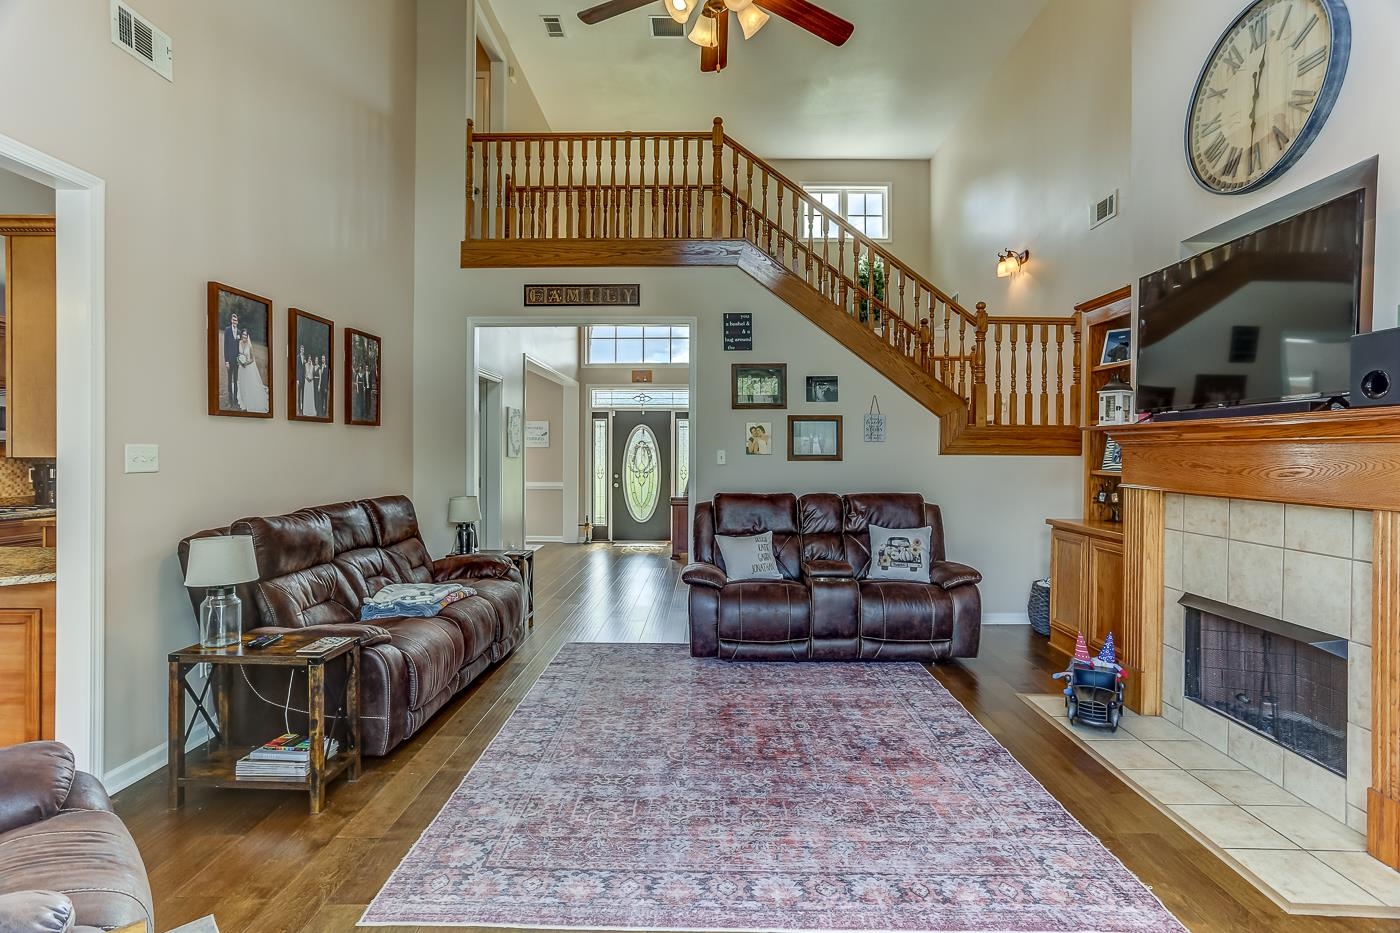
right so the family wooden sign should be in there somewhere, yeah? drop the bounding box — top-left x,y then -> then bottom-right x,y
524,284 -> 641,307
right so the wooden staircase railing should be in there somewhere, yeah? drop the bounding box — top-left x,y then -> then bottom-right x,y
464,117 -> 1081,442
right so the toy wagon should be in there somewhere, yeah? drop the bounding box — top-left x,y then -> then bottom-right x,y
1052,631 -> 1126,732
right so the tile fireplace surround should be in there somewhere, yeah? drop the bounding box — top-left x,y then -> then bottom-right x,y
1162,494 -> 1371,833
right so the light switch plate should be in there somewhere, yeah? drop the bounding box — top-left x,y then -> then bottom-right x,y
124,444 -> 159,474
716,449 -> 726,465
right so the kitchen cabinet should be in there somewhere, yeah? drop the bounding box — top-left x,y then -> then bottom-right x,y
1,219 -> 57,459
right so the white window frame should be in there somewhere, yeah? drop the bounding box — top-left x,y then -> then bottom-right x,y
585,324 -> 691,366
801,184 -> 891,242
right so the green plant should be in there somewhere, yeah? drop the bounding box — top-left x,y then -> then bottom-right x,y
857,254 -> 886,325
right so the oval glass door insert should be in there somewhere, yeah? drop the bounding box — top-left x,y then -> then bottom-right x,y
623,424 -> 660,523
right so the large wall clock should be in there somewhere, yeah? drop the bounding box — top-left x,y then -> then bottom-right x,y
1185,0 -> 1351,195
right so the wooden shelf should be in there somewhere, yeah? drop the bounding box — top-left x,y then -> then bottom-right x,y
1092,360 -> 1132,374
1090,469 -> 1123,478
179,746 -> 355,791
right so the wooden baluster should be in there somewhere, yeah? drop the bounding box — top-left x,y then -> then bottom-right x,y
837,227 -> 846,312
504,173 -> 514,239
491,141 -> 503,239
537,142 -> 547,237
729,145 -> 739,237
959,314 -> 969,400
711,118 -> 724,237
941,301 -> 951,385
791,193 -> 800,272
1039,323 -> 1051,426
565,139 -> 575,238
898,271 -> 907,334
596,138 -> 606,239
522,140 -> 533,238
973,304 -> 989,426
760,170 -> 771,253
651,138 -> 661,238
1013,319 -> 1024,420
1054,323 -> 1066,425
919,317 -> 932,372
608,138 -> 617,238
774,182 -> 784,262
666,137 -> 676,237
745,157 -> 754,242
993,322 -> 1004,425
1023,323 -> 1034,425
549,140 -> 559,238
508,141 -> 519,238
623,137 -> 632,239
465,120 -> 475,240
1072,317 -> 1083,427
912,290 -> 922,358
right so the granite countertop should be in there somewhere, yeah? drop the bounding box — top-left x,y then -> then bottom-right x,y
0,506 -> 55,521
0,547 -> 56,586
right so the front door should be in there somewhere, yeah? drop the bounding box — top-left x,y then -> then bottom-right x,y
611,410 -> 671,541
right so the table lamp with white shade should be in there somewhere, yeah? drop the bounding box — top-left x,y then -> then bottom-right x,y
448,496 -> 482,555
183,535 -> 259,648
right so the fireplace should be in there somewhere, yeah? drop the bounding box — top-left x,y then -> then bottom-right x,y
1182,594 -> 1348,777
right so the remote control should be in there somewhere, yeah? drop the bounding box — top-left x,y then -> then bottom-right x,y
296,635 -> 357,655
246,633 -> 283,649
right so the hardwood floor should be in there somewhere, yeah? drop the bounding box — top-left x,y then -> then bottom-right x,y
115,544 -> 1400,932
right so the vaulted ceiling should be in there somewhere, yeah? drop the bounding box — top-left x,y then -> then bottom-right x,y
488,0 -> 1049,160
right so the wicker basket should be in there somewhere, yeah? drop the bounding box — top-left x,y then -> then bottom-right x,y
1028,579 -> 1051,637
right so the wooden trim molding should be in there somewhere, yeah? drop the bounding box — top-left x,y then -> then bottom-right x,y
0,215 -> 56,236
1120,487 -> 1163,716
1371,511 -> 1400,870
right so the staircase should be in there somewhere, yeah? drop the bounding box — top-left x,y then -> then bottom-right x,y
460,117 -> 1081,456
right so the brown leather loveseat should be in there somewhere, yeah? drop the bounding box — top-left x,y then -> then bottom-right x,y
0,741 -> 153,933
178,495 -> 524,757
684,492 -> 981,661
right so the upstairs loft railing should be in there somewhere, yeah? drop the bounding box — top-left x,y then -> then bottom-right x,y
464,117 -> 1080,429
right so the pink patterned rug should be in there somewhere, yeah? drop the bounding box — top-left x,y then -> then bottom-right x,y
362,644 -> 1183,932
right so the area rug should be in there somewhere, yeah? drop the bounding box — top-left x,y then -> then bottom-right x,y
362,644 -> 1183,932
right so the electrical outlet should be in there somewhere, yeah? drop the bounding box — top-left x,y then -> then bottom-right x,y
124,444 -> 159,473
716,449 -> 727,465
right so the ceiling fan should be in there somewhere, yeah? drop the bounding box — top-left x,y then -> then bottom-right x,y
577,0 -> 854,73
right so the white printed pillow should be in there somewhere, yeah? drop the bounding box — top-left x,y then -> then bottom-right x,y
715,531 -> 783,582
867,524 -> 933,581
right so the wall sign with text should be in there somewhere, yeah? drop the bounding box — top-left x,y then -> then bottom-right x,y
524,284 -> 640,307
723,313 -> 753,351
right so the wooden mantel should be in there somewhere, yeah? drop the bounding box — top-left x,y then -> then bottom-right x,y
1110,406 -> 1400,871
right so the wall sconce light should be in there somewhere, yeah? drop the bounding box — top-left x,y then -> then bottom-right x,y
996,248 -> 1030,278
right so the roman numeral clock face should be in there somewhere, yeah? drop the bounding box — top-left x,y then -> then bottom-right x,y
1187,0 -> 1351,194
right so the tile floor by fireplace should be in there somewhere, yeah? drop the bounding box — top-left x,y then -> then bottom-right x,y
1022,693 -> 1400,918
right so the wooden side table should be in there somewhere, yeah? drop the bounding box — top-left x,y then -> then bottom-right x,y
167,631 -> 361,814
476,548 -> 534,627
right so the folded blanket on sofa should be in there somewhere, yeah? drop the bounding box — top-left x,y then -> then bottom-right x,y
360,583 -> 475,620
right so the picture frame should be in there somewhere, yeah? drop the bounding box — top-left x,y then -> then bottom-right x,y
505,407 -> 523,458
744,422 -> 772,456
805,375 -> 839,403
788,415 -> 843,462
207,281 -> 273,418
1100,327 -> 1132,365
525,420 -> 550,448
732,363 -> 787,410
344,328 -> 382,427
1101,438 -> 1123,472
287,308 -> 334,423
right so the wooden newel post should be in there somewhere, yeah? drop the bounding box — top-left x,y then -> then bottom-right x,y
972,302 -> 990,427
711,117 -> 725,238
918,318 -> 932,371
1071,313 -> 1083,427
465,119 -> 476,241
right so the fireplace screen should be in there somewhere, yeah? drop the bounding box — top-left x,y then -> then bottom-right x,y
1183,596 -> 1347,776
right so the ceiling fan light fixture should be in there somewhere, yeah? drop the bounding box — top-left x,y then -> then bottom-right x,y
687,14 -> 719,47
722,0 -> 753,10
736,4 -> 769,38
664,0 -> 695,25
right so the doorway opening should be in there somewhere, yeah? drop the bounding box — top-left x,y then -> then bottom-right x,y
589,388 -> 689,543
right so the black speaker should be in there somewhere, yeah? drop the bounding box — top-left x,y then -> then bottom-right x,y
1351,330 -> 1400,407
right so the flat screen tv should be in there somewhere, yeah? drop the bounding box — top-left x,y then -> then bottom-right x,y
1136,191 -> 1364,415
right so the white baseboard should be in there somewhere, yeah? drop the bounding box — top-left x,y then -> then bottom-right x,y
104,720 -> 211,795
526,536 -> 565,543
983,612 -> 1030,625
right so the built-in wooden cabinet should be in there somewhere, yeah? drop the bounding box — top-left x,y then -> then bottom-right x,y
1,218 -> 57,459
0,518 -> 55,548
0,583 -> 55,747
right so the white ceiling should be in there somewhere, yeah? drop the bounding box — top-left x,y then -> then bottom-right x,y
488,0 -> 1048,160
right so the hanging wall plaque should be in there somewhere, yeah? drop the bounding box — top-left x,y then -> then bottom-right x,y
863,396 -> 887,443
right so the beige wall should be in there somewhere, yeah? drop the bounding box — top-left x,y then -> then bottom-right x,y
769,159 -> 933,271
0,1 -> 419,772
0,168 -> 55,214
1131,0 -> 1400,327
929,0 -> 1132,316
524,370 -> 565,539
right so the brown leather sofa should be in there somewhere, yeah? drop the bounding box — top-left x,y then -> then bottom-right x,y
684,492 -> 982,661
0,742 -> 153,933
178,495 -> 525,757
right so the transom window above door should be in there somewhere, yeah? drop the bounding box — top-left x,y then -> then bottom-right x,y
587,325 -> 690,365
802,185 -> 889,240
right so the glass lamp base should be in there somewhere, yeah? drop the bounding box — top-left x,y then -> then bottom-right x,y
199,588 -> 243,649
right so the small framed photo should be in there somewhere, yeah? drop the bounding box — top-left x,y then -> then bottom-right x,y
788,415 -> 843,462
1101,438 -> 1123,472
345,328 -> 382,427
288,309 -> 334,423
1100,328 -> 1132,365
207,282 -> 273,418
805,375 -> 839,403
744,422 -> 772,456
732,363 -> 787,410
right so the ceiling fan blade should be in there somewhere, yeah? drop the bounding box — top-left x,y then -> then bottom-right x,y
753,0 -> 854,46
717,11 -> 729,71
701,36 -> 719,72
577,0 -> 654,25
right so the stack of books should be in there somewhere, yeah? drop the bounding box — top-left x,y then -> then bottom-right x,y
235,733 -> 340,780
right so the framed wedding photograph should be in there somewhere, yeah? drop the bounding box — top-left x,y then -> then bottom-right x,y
345,328 -> 382,427
207,282 -> 273,418
744,422 -> 772,456
288,308 -> 334,423
805,375 -> 838,403
732,363 -> 787,410
788,415 -> 843,462
1100,327 -> 1132,365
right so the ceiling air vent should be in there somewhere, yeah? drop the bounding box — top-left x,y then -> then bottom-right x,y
541,15 -> 567,38
1090,190 -> 1119,230
110,0 -> 173,81
650,16 -> 686,38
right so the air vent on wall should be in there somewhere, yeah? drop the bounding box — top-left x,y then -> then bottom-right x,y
1090,190 -> 1119,230
110,0 -> 173,81
541,15 -> 567,38
650,16 -> 686,37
